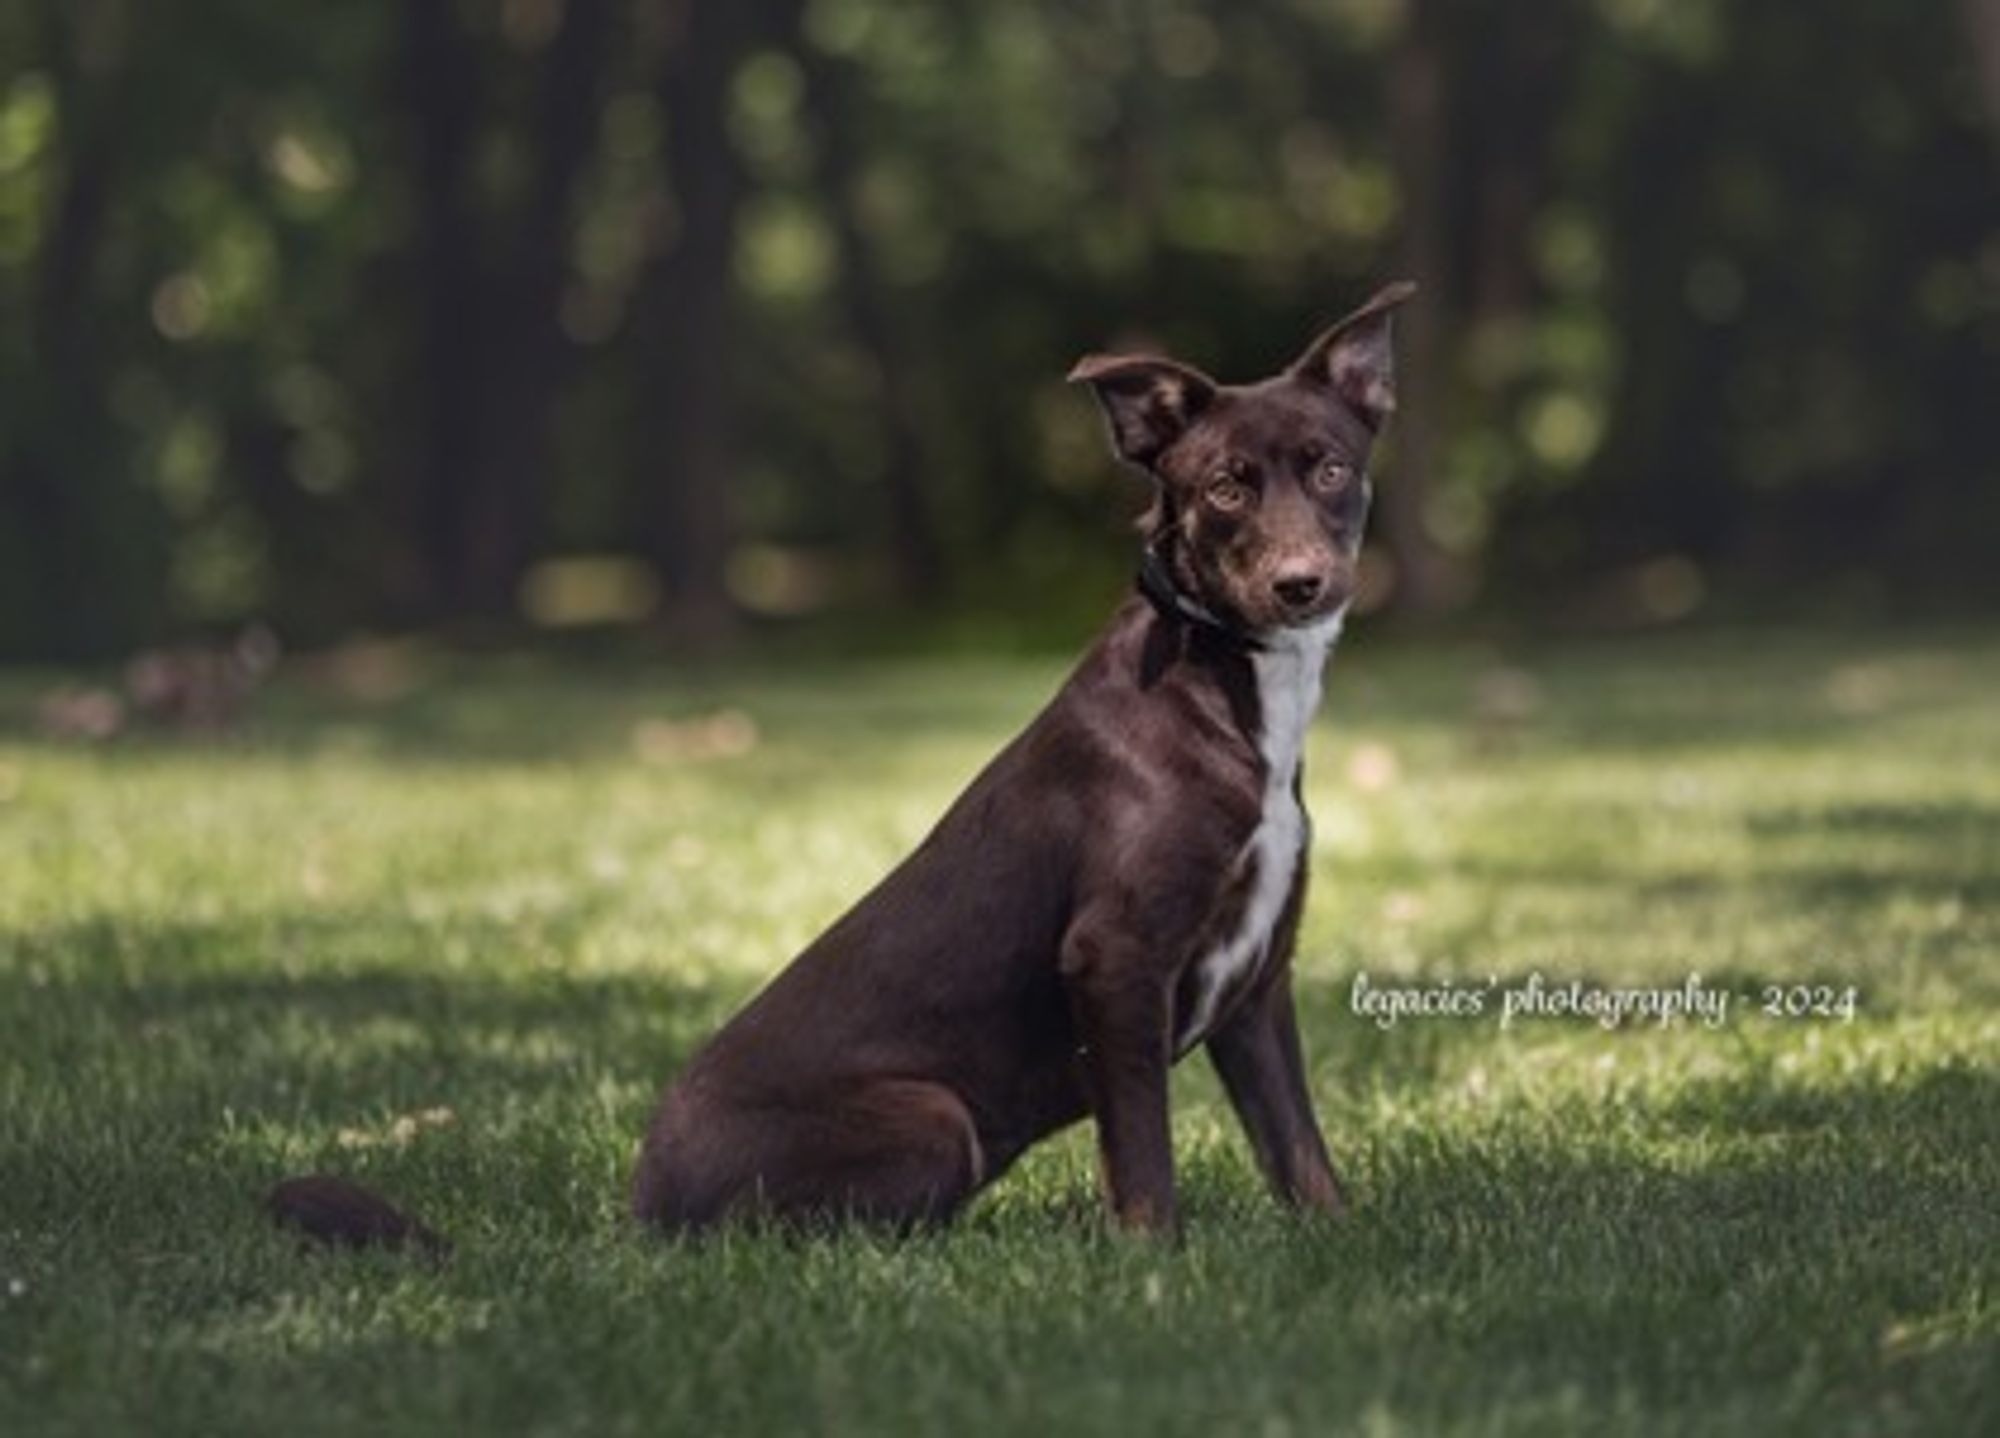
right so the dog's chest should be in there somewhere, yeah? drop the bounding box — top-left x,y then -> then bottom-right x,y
1173,622 -> 1338,1055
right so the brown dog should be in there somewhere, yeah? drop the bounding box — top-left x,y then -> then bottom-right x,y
272,281 -> 1414,1247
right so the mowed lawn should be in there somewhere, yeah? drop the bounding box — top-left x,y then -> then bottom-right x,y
1,625 -> 1995,1436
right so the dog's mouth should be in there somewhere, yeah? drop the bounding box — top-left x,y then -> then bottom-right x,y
1259,603 -> 1348,642
1157,543 -> 1352,641
1181,585 -> 1346,641
1241,575 -> 1353,635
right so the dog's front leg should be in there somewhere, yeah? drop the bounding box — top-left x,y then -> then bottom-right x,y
1207,971 -> 1346,1216
1061,917 -> 1178,1234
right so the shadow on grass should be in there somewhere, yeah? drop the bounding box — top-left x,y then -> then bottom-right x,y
0,908 -> 755,1246
5,901 -> 1993,1434
1745,798 -> 2000,842
1337,625 -> 2000,756
1344,1085 -> 1998,1428
7,623 -> 1994,770
6,904 -> 1993,1247
93,1046 -> 1997,1436
0,657 -> 1061,768
1423,848 -> 1999,911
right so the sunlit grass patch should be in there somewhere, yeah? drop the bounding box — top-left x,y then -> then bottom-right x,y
0,626 -> 1995,1434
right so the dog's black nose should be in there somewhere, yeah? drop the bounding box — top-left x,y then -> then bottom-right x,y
1273,572 -> 1326,610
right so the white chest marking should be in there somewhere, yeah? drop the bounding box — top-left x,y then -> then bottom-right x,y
1175,614 -> 1342,1055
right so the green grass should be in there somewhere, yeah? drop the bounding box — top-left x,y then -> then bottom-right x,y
1,624 -> 1995,1436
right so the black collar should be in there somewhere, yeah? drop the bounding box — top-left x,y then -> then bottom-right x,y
1135,544 -> 1265,652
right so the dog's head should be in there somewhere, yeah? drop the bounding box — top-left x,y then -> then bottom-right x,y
1070,281 -> 1414,635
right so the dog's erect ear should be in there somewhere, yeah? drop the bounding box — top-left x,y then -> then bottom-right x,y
1289,280 -> 1417,430
1067,353 -> 1219,469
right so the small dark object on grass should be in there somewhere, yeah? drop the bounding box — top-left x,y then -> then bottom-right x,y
267,1174 -> 452,1260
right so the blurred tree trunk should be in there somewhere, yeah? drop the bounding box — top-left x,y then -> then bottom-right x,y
1963,0 -> 2000,137
1,0 -> 153,658
794,36 -> 944,602
475,0 -> 612,617
1464,8 -> 1571,327
401,0 -> 609,625
401,0 -> 485,621
627,0 -> 803,638
226,408 -> 308,609
1383,0 -> 1465,615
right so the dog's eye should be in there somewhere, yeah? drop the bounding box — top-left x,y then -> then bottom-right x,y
1309,460 -> 1354,494
1206,472 -> 1251,511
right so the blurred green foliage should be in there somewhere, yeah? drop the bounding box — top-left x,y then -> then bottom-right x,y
0,0 -> 1993,658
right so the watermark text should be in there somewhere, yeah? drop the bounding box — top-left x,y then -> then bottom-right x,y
1348,971 -> 1858,1031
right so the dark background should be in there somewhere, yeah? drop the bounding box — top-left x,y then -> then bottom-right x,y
1,0 -> 1994,661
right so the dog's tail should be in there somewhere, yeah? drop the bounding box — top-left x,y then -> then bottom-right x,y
266,1174 -> 451,1260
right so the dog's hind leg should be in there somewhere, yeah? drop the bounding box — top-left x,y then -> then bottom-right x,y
633,1076 -> 985,1234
